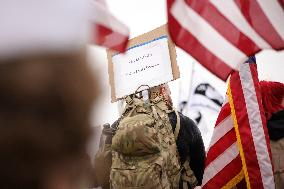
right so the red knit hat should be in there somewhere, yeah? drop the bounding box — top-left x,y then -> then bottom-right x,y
259,81 -> 284,119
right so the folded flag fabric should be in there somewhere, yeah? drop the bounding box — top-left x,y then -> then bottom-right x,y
90,0 -> 129,52
167,0 -> 284,80
202,58 -> 275,189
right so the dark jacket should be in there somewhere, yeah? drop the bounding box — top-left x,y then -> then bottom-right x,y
168,112 -> 205,186
267,110 -> 284,141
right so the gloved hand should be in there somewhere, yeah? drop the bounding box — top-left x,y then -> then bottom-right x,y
103,121 -> 119,144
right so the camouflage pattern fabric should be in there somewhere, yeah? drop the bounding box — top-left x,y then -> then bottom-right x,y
111,95 -> 180,189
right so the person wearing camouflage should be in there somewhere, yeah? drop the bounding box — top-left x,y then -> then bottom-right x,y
93,84 -> 205,189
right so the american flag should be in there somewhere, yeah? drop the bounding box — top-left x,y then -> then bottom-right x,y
202,102 -> 243,189
202,58 -> 274,189
90,0 -> 129,52
167,0 -> 284,81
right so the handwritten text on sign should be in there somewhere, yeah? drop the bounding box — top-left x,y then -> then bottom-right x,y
112,36 -> 173,99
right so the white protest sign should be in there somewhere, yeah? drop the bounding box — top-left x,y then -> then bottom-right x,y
107,25 -> 179,102
112,36 -> 173,99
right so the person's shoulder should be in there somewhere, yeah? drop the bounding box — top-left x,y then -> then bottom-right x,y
178,112 -> 197,127
167,110 -> 196,126
178,112 -> 202,136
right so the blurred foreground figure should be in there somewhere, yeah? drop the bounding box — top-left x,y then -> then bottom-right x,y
260,81 -> 284,189
94,84 -> 205,189
0,0 -> 98,189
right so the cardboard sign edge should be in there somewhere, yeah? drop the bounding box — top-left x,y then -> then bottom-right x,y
107,24 -> 180,103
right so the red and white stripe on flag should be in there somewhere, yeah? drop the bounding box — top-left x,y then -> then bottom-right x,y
167,0 -> 284,81
202,102 -> 244,189
202,62 -> 275,189
90,0 -> 129,52
228,62 -> 274,189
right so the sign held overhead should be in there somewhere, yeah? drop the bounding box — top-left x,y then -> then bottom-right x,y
107,25 -> 179,102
